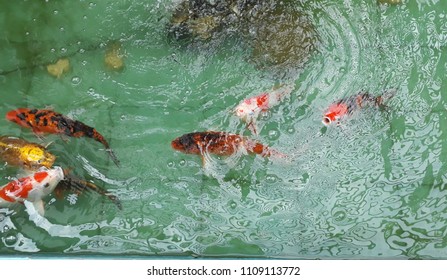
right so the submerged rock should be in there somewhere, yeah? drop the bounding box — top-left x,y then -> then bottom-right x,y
245,2 -> 317,70
167,0 -> 318,71
46,58 -> 70,78
378,0 -> 402,4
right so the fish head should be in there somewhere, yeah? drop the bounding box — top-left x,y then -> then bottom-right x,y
20,145 -> 56,169
322,111 -> 337,126
5,108 -> 33,128
234,104 -> 249,119
322,103 -> 348,126
39,151 -> 56,169
234,97 -> 259,120
27,166 -> 64,200
171,133 -> 201,154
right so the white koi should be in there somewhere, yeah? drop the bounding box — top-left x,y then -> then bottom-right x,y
0,166 -> 64,215
234,85 -> 294,134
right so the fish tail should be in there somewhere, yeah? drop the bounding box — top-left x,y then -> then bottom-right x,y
246,142 -> 286,158
265,148 -> 288,159
274,84 -> 294,101
376,88 -> 397,106
63,174 -> 122,210
92,129 -> 120,167
381,88 -> 397,102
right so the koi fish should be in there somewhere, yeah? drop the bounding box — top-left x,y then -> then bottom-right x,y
322,90 -> 396,126
234,85 -> 293,134
171,131 -> 285,165
0,136 -> 56,170
5,108 -> 120,167
0,166 -> 64,215
0,136 -> 121,209
58,175 -> 122,210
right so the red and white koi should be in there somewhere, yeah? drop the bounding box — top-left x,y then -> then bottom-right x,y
0,167 -> 64,215
322,90 -> 396,126
234,85 -> 294,134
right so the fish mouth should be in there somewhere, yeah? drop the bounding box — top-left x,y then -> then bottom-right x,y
171,139 -> 182,151
5,110 -> 18,122
322,116 -> 331,126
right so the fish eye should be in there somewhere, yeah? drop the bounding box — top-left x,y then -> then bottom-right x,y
322,117 -> 331,126
44,183 -> 50,188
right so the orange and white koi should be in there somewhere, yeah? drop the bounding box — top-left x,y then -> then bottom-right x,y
6,108 -> 120,167
0,167 -> 64,215
234,85 -> 293,134
171,131 -> 285,165
322,90 -> 396,126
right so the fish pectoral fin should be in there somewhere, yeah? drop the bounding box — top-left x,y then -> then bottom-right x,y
33,200 -> 45,216
247,121 -> 258,135
200,151 -> 214,169
33,131 -> 46,141
59,135 -> 70,143
44,141 -> 54,149
24,200 -> 45,218
201,155 -> 206,167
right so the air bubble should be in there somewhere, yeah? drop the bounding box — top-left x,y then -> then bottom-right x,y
60,47 -> 67,53
71,76 -> 81,85
60,27 -> 65,32
88,87 -> 95,93
4,233 -> 17,246
3,225 -> 10,232
333,210 -> 346,222
172,234 -> 181,242
167,161 -> 175,168
179,159 -> 186,167
268,129 -> 280,140
228,200 -> 237,209
53,10 -> 58,15
260,110 -> 270,120
265,174 -> 278,183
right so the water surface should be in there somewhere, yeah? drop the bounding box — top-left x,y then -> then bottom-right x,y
1,0 -> 447,258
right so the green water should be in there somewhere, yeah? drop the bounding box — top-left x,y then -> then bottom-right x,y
1,0 -> 447,258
